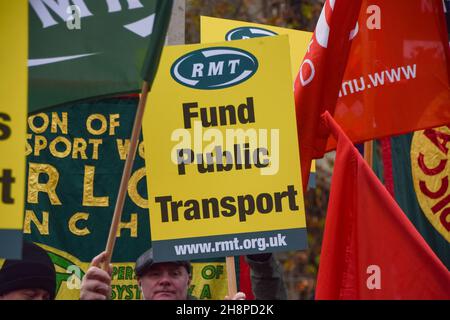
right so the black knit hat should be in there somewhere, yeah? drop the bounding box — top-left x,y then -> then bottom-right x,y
135,248 -> 191,277
0,241 -> 56,299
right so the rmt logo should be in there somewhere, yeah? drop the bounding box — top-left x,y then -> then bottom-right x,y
170,47 -> 258,90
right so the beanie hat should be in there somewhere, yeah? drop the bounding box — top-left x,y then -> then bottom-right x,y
0,241 -> 56,299
135,248 -> 191,277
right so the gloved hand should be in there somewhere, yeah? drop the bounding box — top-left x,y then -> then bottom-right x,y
246,253 -> 272,262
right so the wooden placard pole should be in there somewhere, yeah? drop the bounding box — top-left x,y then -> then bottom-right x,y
364,140 -> 374,168
226,256 -> 237,298
103,81 -> 150,269
102,0 -> 185,270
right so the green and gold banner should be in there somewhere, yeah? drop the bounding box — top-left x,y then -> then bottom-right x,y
23,97 -> 229,299
374,128 -> 450,269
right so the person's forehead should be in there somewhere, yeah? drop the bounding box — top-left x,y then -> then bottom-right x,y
149,263 -> 185,272
14,288 -> 49,296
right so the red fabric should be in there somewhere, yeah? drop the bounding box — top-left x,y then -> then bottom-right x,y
380,137 -> 395,197
238,256 -> 255,300
316,111 -> 450,300
294,0 -> 362,189
326,0 -> 450,151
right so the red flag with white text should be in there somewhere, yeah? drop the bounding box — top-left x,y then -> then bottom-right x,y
294,0 -> 362,187
326,0 -> 450,151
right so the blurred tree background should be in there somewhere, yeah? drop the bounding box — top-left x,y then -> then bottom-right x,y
185,0 -> 332,300
186,0 -> 324,43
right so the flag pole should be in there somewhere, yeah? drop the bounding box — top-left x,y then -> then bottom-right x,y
103,81 -> 150,269
226,256 -> 237,297
364,140 -> 373,168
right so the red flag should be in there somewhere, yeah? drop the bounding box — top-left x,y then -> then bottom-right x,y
294,0 -> 362,188
316,111 -> 450,300
238,256 -> 255,300
326,0 -> 450,151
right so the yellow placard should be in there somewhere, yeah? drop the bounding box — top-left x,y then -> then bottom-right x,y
200,16 -> 316,175
143,36 -> 307,262
200,16 -> 312,82
0,1 -> 27,258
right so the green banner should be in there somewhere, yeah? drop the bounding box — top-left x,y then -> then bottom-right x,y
23,98 -> 230,299
374,133 -> 450,269
29,0 -> 171,112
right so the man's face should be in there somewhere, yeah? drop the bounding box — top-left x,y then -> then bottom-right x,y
0,288 -> 50,300
138,263 -> 190,300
